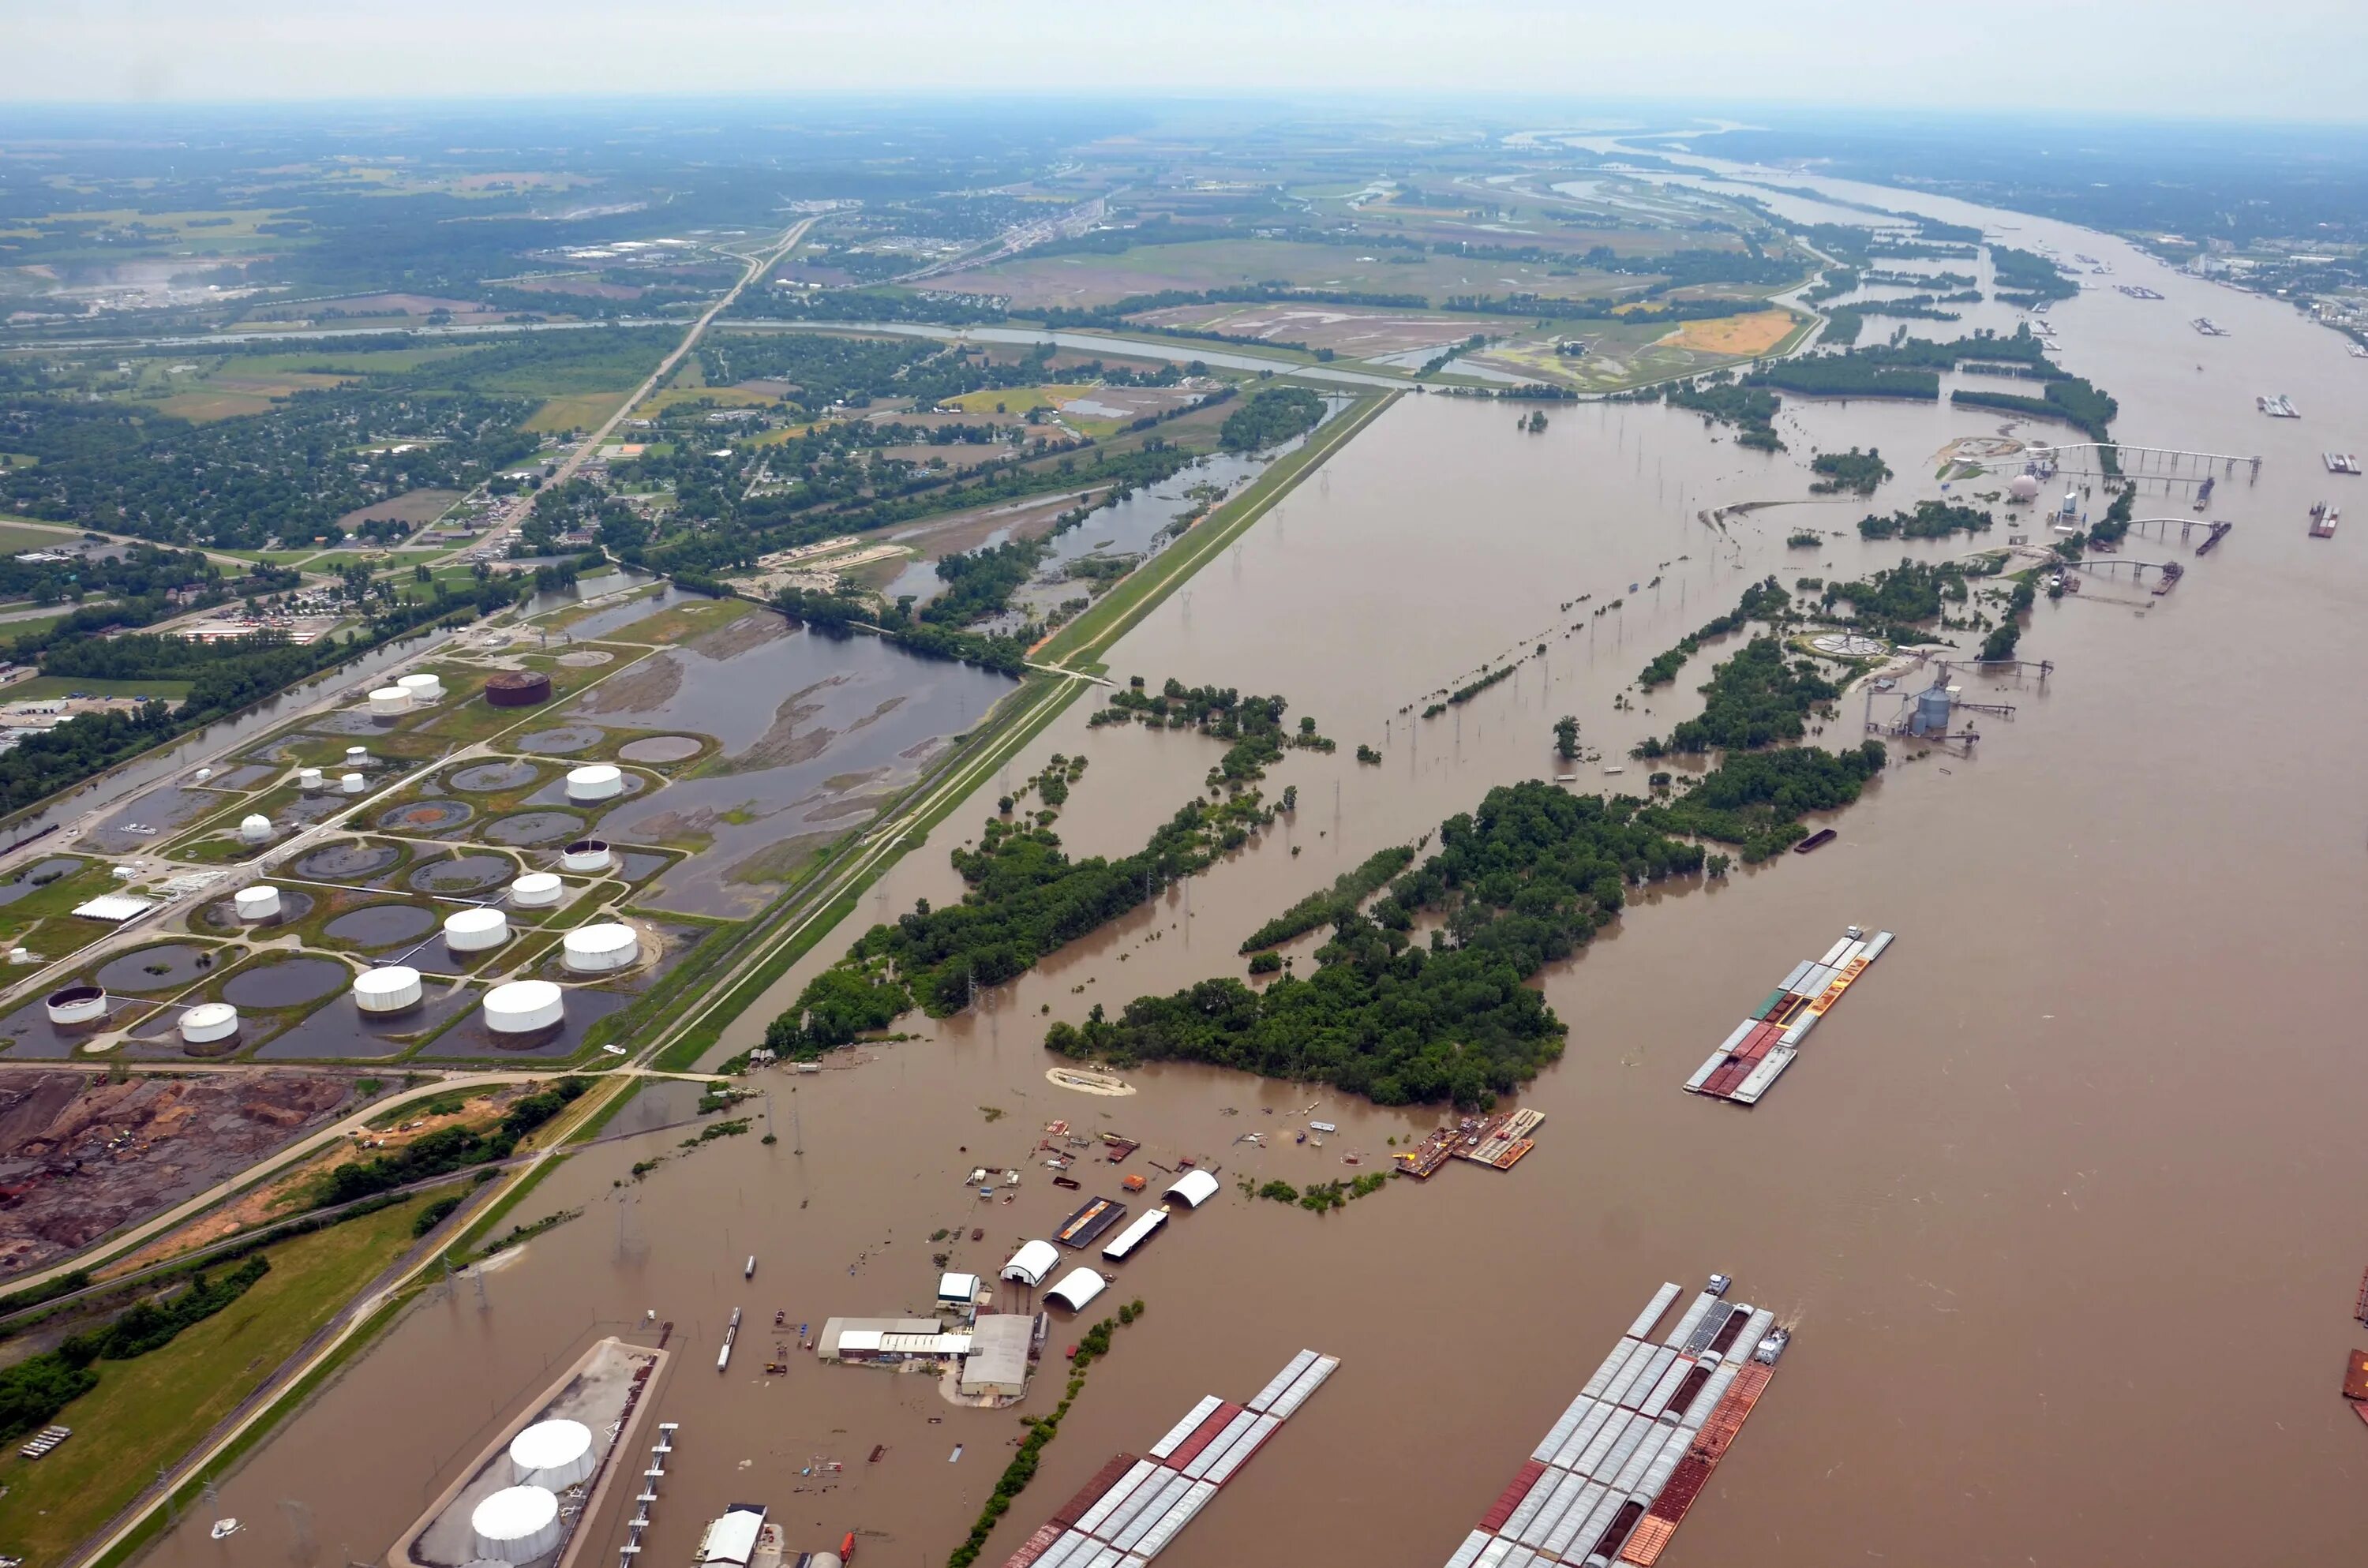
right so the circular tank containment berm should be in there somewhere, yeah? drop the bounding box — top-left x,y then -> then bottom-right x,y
561,922 -> 639,974
484,979 -> 564,1035
484,670 -> 553,708
234,885 -> 283,922
178,1001 -> 239,1046
509,871 -> 564,907
564,764 -> 623,803
44,985 -> 107,1027
443,907 -> 510,952
352,965 -> 423,1014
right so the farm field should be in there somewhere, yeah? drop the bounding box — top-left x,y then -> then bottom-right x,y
930,236 -> 1641,308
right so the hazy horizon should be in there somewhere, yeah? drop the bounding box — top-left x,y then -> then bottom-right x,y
10,0 -> 2368,122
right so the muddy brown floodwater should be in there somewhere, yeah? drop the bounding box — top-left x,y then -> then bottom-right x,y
147,178 -> 2368,1568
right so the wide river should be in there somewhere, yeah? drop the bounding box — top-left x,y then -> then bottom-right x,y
150,161 -> 2368,1568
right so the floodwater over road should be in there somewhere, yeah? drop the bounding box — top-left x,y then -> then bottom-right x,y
152,179 -> 2368,1568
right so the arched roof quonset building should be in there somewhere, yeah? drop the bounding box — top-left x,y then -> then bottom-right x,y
1001,1239 -> 1060,1286
1165,1169 -> 1221,1208
1044,1267 -> 1107,1312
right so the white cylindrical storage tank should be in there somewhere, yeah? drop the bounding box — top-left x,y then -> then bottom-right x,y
44,985 -> 108,1026
368,686 -> 412,717
298,767 -> 324,791
485,979 -> 564,1035
179,1002 -> 240,1046
509,871 -> 563,907
560,838 -> 612,874
345,747 -> 369,767
444,907 -> 509,952
470,1485 -> 561,1564
565,764 -> 623,803
238,814 -> 272,845
562,922 -> 638,974
234,885 -> 283,922
353,964 -> 422,1014
341,773 -> 366,795
397,672 -> 445,705
508,1419 -> 595,1490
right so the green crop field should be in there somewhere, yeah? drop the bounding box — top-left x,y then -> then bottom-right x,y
0,1195 -> 433,1568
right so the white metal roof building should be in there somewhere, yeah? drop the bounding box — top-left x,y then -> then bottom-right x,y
697,1503 -> 767,1566
1045,1267 -> 1108,1313
72,893 -> 157,922
1001,1239 -> 1060,1286
1164,1169 -> 1221,1209
958,1312 -> 1036,1398
938,1270 -> 983,1306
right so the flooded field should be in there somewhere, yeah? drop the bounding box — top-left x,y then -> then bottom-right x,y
137,173 -> 2368,1568
583,612 -> 1012,916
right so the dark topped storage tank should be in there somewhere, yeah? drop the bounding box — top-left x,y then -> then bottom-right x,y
485,670 -> 553,708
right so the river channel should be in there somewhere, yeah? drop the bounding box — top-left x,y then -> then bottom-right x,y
147,163 -> 2368,1568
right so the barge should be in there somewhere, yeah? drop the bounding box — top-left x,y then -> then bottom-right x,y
1441,1274 -> 1788,1568
2191,317 -> 2228,336
2326,453 -> 2362,476
1054,1196 -> 1128,1249
2258,393 -> 2300,418
1684,926 -> 1894,1106
999,1349 -> 1339,1567
1396,1107 -> 1548,1178
2310,503 -> 2340,540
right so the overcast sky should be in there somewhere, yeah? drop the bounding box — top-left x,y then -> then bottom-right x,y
10,0 -> 2366,121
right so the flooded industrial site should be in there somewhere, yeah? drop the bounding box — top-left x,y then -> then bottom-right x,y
140,172 -> 2368,1568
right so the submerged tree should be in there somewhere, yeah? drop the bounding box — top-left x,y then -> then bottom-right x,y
1553,715 -> 1581,761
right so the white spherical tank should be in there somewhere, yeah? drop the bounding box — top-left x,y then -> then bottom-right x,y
2008,473 -> 2041,503
508,1419 -> 595,1489
44,985 -> 108,1026
342,772 -> 366,794
368,686 -> 413,717
298,767 -> 324,791
396,672 -> 445,705
470,1486 -> 561,1564
238,814 -> 272,845
234,885 -> 283,922
560,839 -> 613,874
562,922 -> 639,974
444,907 -> 510,952
509,872 -> 564,907
353,965 -> 423,1014
565,764 -> 623,803
484,979 -> 564,1035
179,1002 -> 240,1046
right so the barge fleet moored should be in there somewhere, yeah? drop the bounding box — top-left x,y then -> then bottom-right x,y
1684,927 -> 1893,1105
1440,1274 -> 1789,1568
999,1349 -> 1339,1566
2310,504 -> 2340,540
